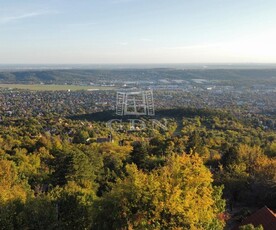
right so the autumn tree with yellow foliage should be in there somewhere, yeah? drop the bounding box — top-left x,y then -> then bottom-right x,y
93,154 -> 225,230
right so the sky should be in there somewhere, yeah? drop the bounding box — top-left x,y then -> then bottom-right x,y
1,0 -> 276,64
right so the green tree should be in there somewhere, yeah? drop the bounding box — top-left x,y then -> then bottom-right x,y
50,182 -> 94,230
239,224 -> 263,230
18,196 -> 57,230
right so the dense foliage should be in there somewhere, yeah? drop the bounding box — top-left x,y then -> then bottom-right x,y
0,108 -> 275,229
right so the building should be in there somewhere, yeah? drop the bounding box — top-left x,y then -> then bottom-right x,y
232,206 -> 276,230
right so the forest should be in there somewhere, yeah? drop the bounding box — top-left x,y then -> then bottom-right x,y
0,106 -> 275,229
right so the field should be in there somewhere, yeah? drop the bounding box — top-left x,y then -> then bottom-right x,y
0,84 -> 116,91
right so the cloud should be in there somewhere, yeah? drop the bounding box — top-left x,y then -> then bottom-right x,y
0,10 -> 58,24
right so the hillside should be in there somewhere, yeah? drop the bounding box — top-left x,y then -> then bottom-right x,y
0,69 -> 276,85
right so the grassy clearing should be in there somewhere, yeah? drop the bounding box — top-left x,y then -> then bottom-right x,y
0,84 -> 116,91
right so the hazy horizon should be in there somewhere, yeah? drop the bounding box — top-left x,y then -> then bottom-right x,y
2,63 -> 276,71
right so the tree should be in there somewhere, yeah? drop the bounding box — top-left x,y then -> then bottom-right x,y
239,224 -> 263,230
73,130 -> 90,144
93,154 -> 225,229
49,181 -> 95,229
0,159 -> 31,203
18,196 -> 57,230
50,146 -> 98,190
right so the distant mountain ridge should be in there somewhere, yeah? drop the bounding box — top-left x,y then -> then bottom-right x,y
0,68 -> 276,85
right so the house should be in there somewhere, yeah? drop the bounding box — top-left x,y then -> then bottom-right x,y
96,137 -> 110,143
96,134 -> 113,143
232,206 -> 276,230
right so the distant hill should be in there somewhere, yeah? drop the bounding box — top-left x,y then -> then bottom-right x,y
0,68 -> 276,85
68,108 -> 234,122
